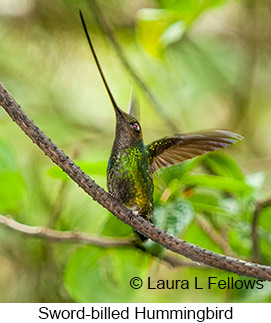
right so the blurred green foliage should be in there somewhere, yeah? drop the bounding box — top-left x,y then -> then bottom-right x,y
0,0 -> 271,303
137,0 -> 228,56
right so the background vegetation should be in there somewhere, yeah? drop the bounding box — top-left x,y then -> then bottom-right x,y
0,0 -> 270,302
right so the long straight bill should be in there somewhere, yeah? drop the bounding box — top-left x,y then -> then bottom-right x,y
79,10 -> 120,113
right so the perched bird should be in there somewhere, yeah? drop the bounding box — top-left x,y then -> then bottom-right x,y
80,12 -> 243,241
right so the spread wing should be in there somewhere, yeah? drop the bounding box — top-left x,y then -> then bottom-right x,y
146,130 -> 243,174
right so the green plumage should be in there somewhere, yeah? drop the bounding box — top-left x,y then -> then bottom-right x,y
106,106 -> 242,225
107,143 -> 153,220
80,11 -> 243,242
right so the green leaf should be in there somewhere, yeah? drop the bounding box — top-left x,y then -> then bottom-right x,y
46,166 -> 69,181
202,0 -> 228,9
157,158 -> 200,185
157,0 -> 228,12
0,171 -> 25,211
101,214 -> 133,237
160,21 -> 186,47
182,174 -> 253,194
204,153 -> 244,180
136,8 -> 180,57
229,221 -> 252,257
189,191 -> 235,216
0,140 -> 25,211
47,160 -> 107,180
165,199 -> 195,236
64,246 -> 151,302
145,198 -> 194,255
152,198 -> 194,236
137,0 -> 229,56
0,140 -> 17,171
78,161 -> 107,176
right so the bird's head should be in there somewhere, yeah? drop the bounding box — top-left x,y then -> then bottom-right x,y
113,99 -> 143,149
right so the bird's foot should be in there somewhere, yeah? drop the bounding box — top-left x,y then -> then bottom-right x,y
128,210 -> 139,220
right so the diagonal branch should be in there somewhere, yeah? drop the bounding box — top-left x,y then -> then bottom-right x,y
0,82 -> 271,281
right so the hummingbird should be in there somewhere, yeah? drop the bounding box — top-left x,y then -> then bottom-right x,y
80,12 -> 243,241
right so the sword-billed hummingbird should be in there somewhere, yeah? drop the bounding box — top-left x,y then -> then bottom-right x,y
80,12 -> 243,241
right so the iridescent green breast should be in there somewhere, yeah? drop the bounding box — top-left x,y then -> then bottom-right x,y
107,145 -> 153,219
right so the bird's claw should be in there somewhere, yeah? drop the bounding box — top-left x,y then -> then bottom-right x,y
128,210 -> 139,220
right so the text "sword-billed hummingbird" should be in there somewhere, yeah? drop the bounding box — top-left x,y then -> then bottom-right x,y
79,11 -> 243,241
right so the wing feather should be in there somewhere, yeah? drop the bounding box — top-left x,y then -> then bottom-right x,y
147,130 -> 243,173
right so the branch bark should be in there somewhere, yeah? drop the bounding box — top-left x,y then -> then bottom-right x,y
0,82 -> 271,281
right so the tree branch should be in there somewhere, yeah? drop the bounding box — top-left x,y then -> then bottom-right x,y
0,214 -> 207,269
0,82 -> 271,281
0,214 -> 132,247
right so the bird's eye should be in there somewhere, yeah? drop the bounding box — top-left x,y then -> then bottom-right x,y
132,122 -> 140,132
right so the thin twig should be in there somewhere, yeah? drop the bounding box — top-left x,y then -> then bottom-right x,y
0,214 -> 207,269
162,254 -> 209,269
252,198 -> 271,262
230,0 -> 257,130
88,0 -> 179,132
0,214 -> 132,247
195,214 -> 237,258
0,82 -> 271,280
